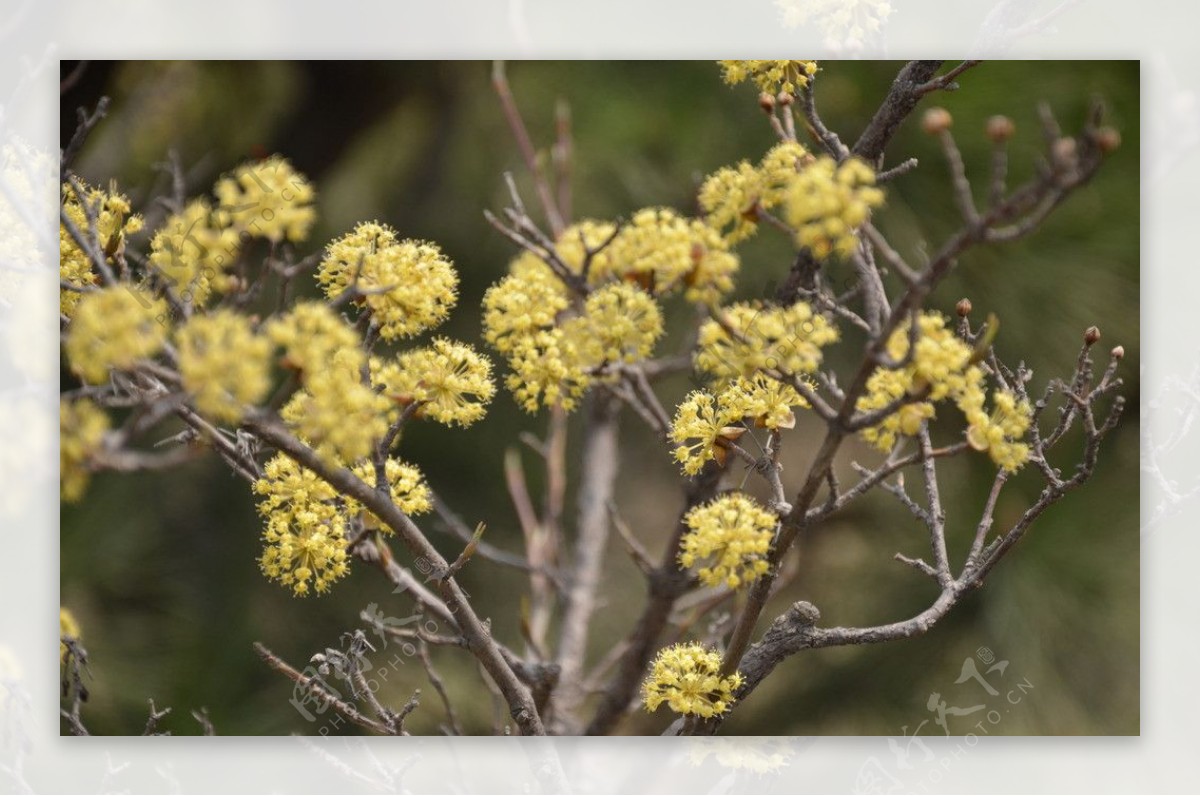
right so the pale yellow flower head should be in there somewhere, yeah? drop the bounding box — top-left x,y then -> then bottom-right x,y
643,642 -> 744,718
377,338 -> 496,428
149,198 -> 241,306
782,155 -> 884,259
696,301 -> 839,387
318,221 -> 459,340
177,310 -> 273,423
718,60 -> 819,95
60,399 -> 109,503
680,493 -> 776,589
64,286 -> 169,384
215,156 -> 316,243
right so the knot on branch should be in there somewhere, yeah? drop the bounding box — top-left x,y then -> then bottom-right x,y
777,600 -> 821,630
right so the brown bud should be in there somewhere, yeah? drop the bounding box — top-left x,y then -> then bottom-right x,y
758,92 -> 776,113
776,90 -> 794,107
956,298 -> 973,317
1111,345 -> 1125,360
1084,326 -> 1101,346
1052,137 -> 1078,167
1095,127 -> 1121,154
921,107 -> 953,135
985,115 -> 1015,143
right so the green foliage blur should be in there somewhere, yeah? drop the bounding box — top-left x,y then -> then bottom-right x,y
60,61 -> 1139,736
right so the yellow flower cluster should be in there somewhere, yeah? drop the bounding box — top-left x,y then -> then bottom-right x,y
670,389 -> 747,475
856,312 -> 1005,457
59,181 -> 144,318
348,458 -> 432,528
724,373 -> 808,430
695,301 -> 839,386
149,198 -> 241,306
60,398 -> 110,502
699,141 -> 810,243
254,453 -> 349,596
269,303 -> 390,463
177,310 -> 273,423
782,156 -> 883,259
482,262 -> 571,354
718,60 -> 819,95
484,248 -> 670,413
214,156 -> 316,243
680,493 -> 776,589
376,337 -> 496,428
60,607 -> 81,663
566,282 -> 664,366
601,208 -> 740,304
961,389 -> 1033,472
317,221 -> 459,341
642,642 -> 744,718
64,286 -> 169,384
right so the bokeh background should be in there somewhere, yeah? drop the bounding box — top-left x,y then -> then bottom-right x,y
59,61 -> 1138,736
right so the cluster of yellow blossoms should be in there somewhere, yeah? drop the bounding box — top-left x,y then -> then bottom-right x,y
375,337 -> 497,428
695,301 -> 840,387
670,375 -> 809,475
176,310 -> 272,423
63,287 -> 168,384
699,141 -> 810,243
855,312 -> 1033,471
213,155 -> 316,244
60,399 -> 110,502
60,607 -> 81,663
149,198 -> 241,307
642,642 -> 744,718
317,221 -> 459,341
680,493 -> 776,589
782,155 -> 884,259
483,215 -> 713,413
60,181 -> 144,317
718,60 -> 819,95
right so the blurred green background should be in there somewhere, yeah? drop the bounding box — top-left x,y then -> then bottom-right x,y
59,61 -> 1138,736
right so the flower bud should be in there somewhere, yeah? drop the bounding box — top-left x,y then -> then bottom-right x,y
759,92 -> 776,113
956,298 -> 973,317
1095,127 -> 1121,154
1084,326 -> 1101,346
1111,345 -> 1125,360
776,91 -> 794,107
985,115 -> 1015,142
922,107 -> 953,135
1052,137 -> 1078,168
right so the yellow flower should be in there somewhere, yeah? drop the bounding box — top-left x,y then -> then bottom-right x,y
642,642 -> 744,718
265,301 -> 360,375
961,389 -> 1033,472
481,265 -> 570,354
568,282 -> 664,366
177,310 -> 273,423
718,60 -> 819,95
699,141 -> 809,244
551,219 -> 620,284
504,328 -> 591,414
317,222 -> 458,340
347,458 -> 432,528
283,357 -> 391,465
855,312 -> 985,452
60,398 -> 110,502
603,208 -> 739,300
782,155 -> 884,259
64,286 -> 169,384
255,453 -> 349,596
670,390 -> 747,476
60,607 -> 81,663
376,338 -> 496,428
214,156 -> 316,243
722,373 -> 809,430
149,198 -> 241,306
695,301 -> 839,386
680,493 -> 776,589
59,180 -> 144,318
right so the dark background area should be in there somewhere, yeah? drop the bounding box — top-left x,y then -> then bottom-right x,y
59,60 -> 1139,735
